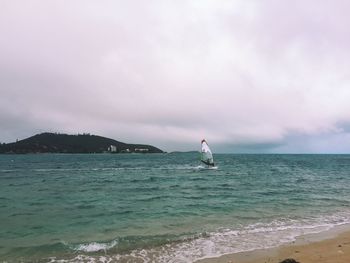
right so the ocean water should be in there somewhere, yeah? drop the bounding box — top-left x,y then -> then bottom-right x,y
1,153 -> 350,262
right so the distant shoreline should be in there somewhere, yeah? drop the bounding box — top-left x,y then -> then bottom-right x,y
0,152 -> 164,155
0,132 -> 164,154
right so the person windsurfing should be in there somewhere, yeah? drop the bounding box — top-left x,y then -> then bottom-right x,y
201,139 -> 215,167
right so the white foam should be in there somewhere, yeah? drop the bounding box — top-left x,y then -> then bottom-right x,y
51,210 -> 350,263
194,165 -> 218,170
72,240 -> 118,252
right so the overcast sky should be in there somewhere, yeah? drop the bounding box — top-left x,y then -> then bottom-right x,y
1,0 -> 350,153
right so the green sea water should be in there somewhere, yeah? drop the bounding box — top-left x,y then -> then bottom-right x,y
1,153 -> 350,262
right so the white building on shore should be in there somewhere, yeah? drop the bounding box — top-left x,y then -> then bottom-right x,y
108,145 -> 117,152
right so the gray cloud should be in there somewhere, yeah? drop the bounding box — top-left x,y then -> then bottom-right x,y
1,0 -> 350,152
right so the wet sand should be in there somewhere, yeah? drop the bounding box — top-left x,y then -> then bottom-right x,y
196,225 -> 350,263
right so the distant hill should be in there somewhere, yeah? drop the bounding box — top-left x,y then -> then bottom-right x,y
0,133 -> 163,154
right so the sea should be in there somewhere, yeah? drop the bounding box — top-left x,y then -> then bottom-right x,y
1,153 -> 350,262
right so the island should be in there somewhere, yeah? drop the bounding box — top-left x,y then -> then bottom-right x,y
0,132 -> 164,154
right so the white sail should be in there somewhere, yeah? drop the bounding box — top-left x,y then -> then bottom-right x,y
201,139 -> 214,166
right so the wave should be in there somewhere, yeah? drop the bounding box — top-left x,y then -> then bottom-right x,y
0,169 -> 17,173
70,240 -> 118,253
0,165 -> 208,175
46,210 -> 350,263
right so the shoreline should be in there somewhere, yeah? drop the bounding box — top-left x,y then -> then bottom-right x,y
195,223 -> 350,263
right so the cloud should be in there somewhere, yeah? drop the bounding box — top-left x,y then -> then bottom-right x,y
1,0 -> 350,152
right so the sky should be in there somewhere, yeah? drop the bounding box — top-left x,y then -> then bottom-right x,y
1,0 -> 350,153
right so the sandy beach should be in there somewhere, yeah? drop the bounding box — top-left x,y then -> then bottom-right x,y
196,225 -> 350,263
